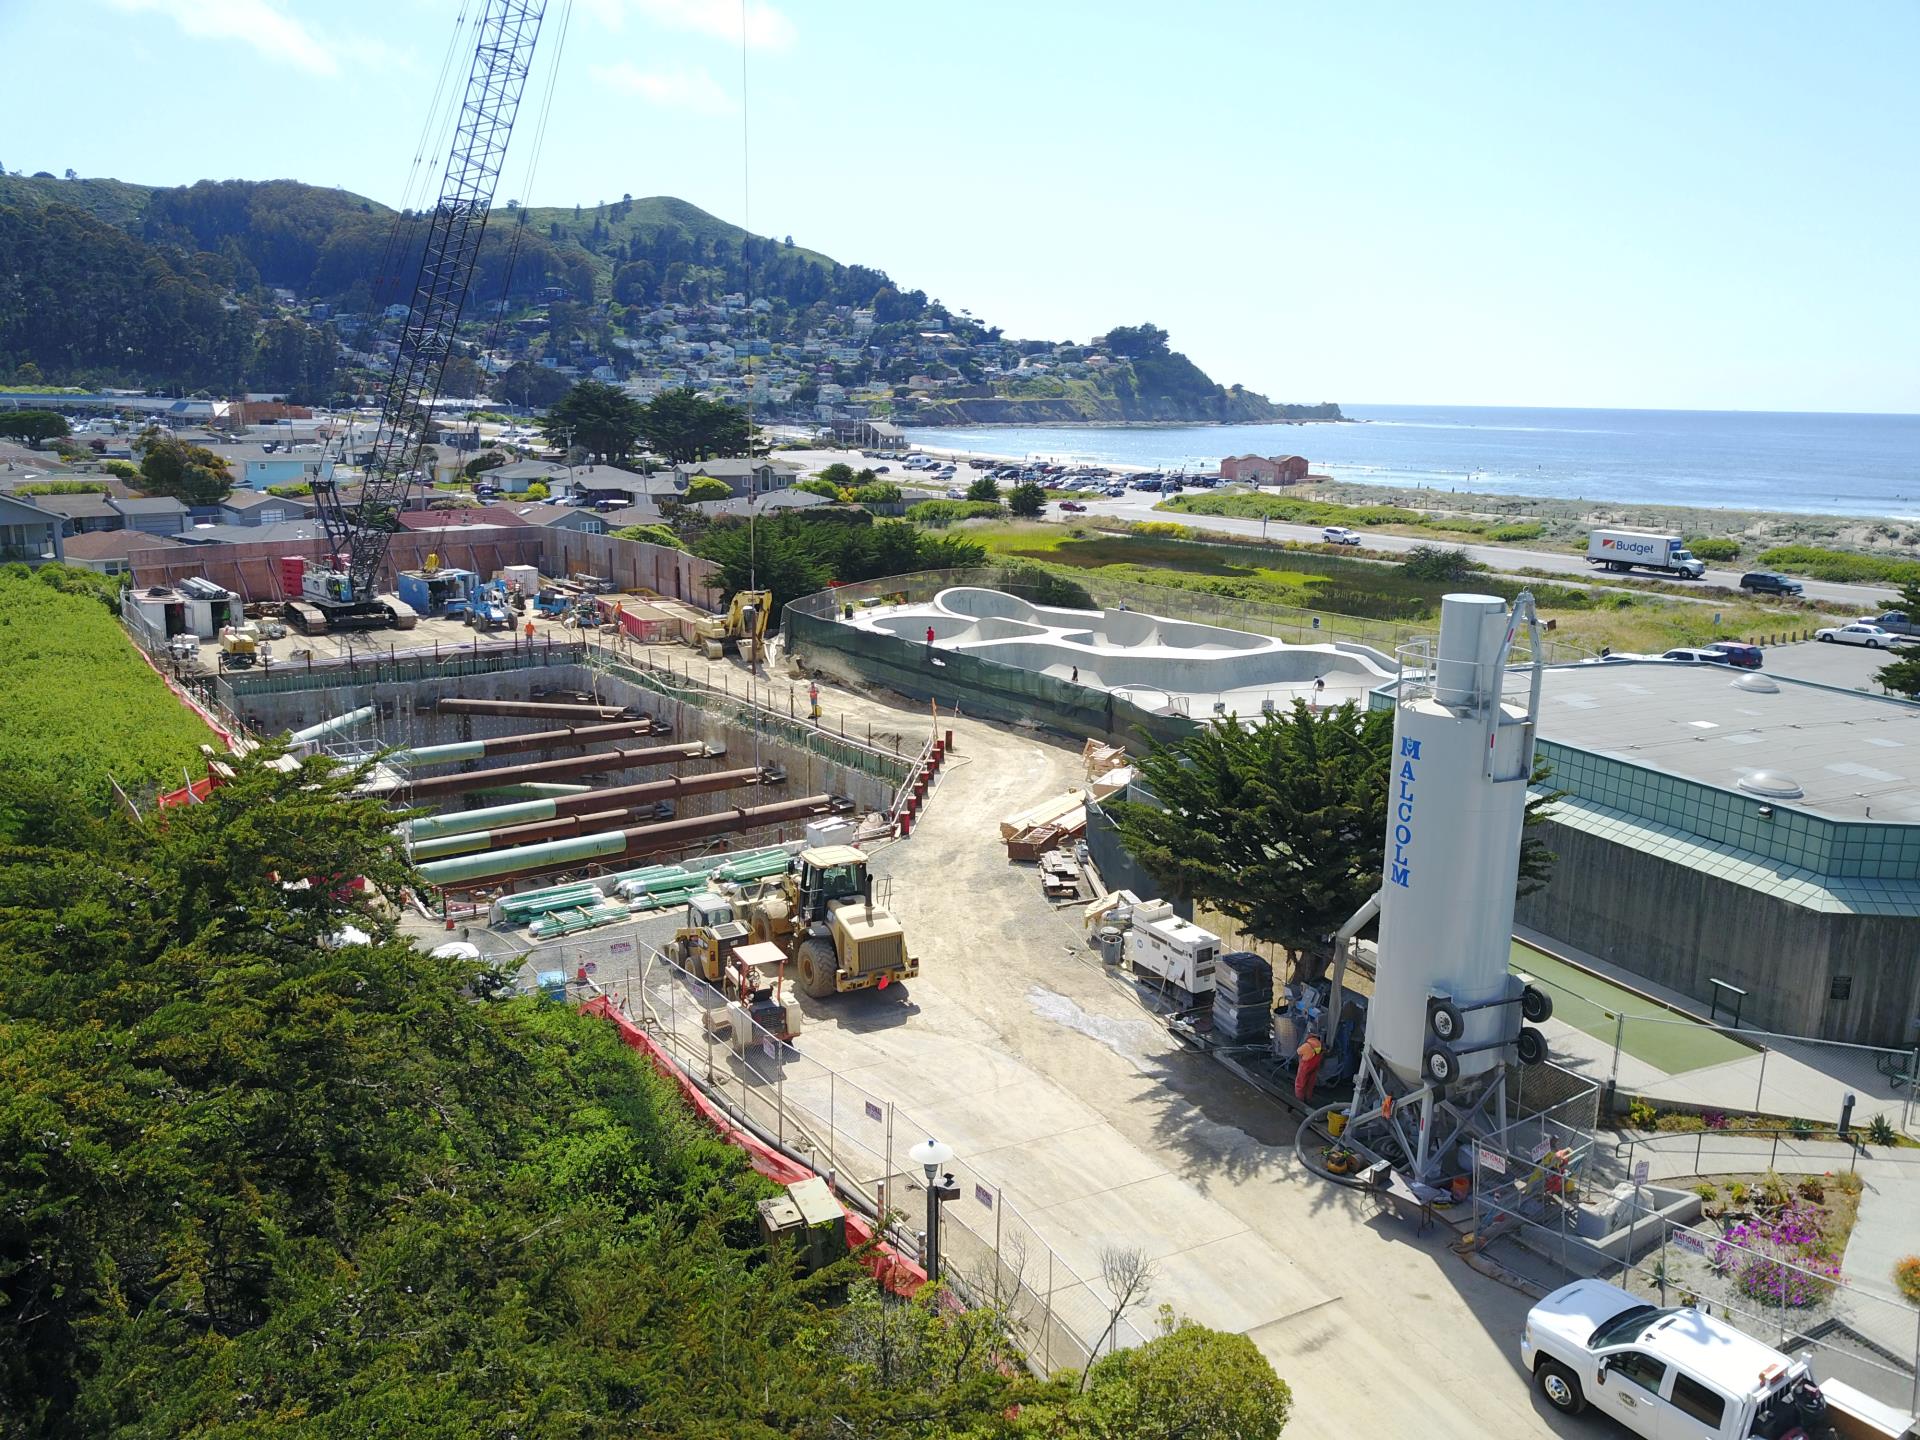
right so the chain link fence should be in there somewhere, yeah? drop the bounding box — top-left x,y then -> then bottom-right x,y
582,642 -> 919,790
1475,1127 -> 1920,1413
565,930 -> 1147,1374
1506,957 -> 1920,1140
1612,1016 -> 1920,1139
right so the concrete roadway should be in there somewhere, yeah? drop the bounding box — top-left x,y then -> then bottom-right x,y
1049,486 -> 1900,610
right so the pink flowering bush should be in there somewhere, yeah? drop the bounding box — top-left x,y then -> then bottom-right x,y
1712,1203 -> 1842,1308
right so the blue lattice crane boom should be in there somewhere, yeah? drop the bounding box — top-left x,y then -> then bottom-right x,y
297,0 -> 547,633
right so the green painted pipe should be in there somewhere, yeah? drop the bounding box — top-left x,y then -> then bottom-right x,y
395,739 -> 486,766
418,828 -> 631,885
409,829 -> 496,861
405,798 -> 557,840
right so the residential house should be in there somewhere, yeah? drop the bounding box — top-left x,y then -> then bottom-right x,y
1218,453 -> 1310,485
507,501 -> 616,535
112,496 -> 192,536
174,520 -> 332,549
0,492 -> 63,564
29,492 -> 122,534
195,442 -> 338,492
689,490 -> 831,520
58,529 -> 182,576
669,458 -> 801,498
484,459 -> 569,496
218,490 -> 315,528
564,465 -> 685,507
393,505 -> 535,539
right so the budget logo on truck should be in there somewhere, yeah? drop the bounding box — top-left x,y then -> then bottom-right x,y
1390,736 -> 1419,887
1599,536 -> 1658,558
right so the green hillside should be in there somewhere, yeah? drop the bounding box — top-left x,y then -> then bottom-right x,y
522,193 -> 839,275
0,173 -> 155,229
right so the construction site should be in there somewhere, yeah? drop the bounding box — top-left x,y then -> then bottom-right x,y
63,4 -> 1916,1433
106,556 -> 1917,1438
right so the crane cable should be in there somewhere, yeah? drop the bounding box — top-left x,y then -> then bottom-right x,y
482,0 -> 573,361
739,0 -> 758,486
328,1 -> 472,470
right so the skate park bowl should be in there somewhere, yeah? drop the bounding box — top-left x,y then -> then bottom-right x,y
851,587 -> 1396,719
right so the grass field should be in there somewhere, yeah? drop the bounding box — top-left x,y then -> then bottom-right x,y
1511,941 -> 1754,1073
952,520 -> 1821,658
0,569 -> 218,818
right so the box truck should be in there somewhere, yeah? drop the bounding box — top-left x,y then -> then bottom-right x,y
1586,530 -> 1705,579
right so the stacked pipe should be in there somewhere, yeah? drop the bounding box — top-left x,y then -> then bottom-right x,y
417,795 -> 839,888
390,719 -> 657,770
405,767 -> 773,860
375,742 -> 707,800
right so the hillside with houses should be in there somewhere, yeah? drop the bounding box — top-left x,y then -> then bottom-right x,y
0,173 -> 1335,427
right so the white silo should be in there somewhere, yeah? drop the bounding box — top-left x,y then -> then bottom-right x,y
1330,591 -> 1551,1183
1370,593 -> 1536,1084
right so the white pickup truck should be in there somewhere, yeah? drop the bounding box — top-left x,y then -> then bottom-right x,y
1522,1280 -> 1835,1439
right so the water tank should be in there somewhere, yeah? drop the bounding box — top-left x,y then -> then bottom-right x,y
1370,594 -> 1535,1086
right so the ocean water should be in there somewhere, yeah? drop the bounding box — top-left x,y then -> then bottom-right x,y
905,405 -> 1920,520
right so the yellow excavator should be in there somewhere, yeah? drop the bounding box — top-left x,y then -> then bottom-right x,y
694,588 -> 773,662
734,846 -> 917,999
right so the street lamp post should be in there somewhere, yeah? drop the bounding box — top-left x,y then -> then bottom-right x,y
907,1137 -> 959,1282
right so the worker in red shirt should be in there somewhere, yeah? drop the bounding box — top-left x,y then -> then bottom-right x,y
925,624 -> 936,651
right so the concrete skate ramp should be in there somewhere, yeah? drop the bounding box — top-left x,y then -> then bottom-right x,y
941,587 -> 1265,653
871,612 -> 1048,644
967,639 -> 1381,693
840,586 -> 1396,717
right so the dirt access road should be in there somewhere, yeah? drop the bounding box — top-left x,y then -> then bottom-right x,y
652,643 -> 1598,1437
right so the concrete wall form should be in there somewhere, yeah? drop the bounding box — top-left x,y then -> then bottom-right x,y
226,661 -> 900,822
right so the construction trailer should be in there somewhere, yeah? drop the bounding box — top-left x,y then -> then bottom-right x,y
396,567 -> 479,619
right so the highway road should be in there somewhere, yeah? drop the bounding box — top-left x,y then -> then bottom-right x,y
1048,486 -> 1899,610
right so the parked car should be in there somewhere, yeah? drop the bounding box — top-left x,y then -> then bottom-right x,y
1854,610 -> 1920,637
945,488 -> 965,500
1105,484 -> 1126,497
1322,526 -> 1363,546
1058,500 -> 1087,513
1660,647 -> 1734,665
1702,641 -> 1763,669
1740,571 -> 1804,596
1816,622 -> 1900,648
873,464 -> 890,473
1522,1279 -> 1836,1438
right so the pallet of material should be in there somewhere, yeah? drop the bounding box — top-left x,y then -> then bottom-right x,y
1039,849 -> 1082,899
999,790 -> 1086,841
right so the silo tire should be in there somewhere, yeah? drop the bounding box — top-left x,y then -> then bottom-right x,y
1428,999 -> 1466,1042
1423,1044 -> 1457,1085
796,937 -> 841,999
1517,1025 -> 1548,1066
1521,984 -> 1554,1023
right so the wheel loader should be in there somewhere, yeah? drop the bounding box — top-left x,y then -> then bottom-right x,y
734,845 -> 917,999
672,891 -> 798,1043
